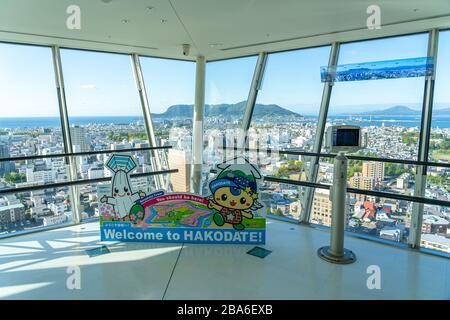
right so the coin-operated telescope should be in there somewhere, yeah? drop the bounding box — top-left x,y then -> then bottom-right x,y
318,125 -> 367,264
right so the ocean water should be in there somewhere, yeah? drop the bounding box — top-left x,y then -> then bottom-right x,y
0,116 -> 144,129
305,114 -> 450,129
0,115 -> 449,129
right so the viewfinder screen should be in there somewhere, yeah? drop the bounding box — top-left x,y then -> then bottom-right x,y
335,129 -> 359,147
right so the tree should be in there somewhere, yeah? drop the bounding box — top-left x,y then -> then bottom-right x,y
4,172 -> 25,184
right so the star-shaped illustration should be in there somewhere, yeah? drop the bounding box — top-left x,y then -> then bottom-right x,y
226,213 -> 235,221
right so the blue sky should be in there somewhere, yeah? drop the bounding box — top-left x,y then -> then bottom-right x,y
0,32 -> 449,117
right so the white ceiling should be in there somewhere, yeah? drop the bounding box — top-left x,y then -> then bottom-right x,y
0,0 -> 449,61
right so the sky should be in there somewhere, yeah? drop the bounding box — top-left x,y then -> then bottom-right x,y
0,32 -> 449,117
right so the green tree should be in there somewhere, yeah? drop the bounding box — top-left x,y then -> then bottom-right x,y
4,172 -> 25,184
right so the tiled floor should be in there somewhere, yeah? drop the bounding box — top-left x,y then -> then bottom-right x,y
0,220 -> 448,299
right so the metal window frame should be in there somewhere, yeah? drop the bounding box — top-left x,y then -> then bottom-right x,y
409,29 -> 440,248
131,53 -> 165,190
301,42 -> 340,223
51,45 -> 81,224
191,56 -> 206,194
240,52 -> 268,135
237,52 -> 268,154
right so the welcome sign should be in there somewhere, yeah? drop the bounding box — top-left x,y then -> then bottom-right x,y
98,155 -> 266,244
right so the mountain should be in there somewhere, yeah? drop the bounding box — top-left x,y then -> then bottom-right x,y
433,107 -> 450,115
151,101 -> 302,119
359,105 -> 420,115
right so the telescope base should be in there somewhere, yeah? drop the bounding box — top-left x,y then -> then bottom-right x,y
317,246 -> 356,264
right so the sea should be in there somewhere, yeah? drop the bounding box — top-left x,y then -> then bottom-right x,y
0,116 -> 144,129
0,115 -> 449,129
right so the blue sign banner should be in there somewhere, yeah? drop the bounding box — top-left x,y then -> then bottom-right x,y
101,223 -> 266,244
320,57 -> 434,83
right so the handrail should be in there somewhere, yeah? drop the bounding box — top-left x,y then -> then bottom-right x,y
222,147 -> 450,168
264,176 -> 450,207
0,169 -> 178,195
0,145 -> 172,162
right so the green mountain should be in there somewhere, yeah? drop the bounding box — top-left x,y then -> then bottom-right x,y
152,101 -> 302,119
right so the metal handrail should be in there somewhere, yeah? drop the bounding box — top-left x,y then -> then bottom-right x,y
0,145 -> 172,162
0,169 -> 178,195
222,147 -> 450,168
264,176 -> 450,207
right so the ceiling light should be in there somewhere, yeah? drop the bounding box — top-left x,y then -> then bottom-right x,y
161,19 -> 168,23
101,0 -> 113,3
146,6 -> 154,11
209,43 -> 223,48
121,19 -> 130,24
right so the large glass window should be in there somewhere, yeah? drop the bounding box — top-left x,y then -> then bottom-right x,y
0,43 -> 72,235
423,30 -> 450,254
60,49 -> 155,219
60,49 -> 147,153
0,43 -> 68,185
202,56 -> 258,194
250,46 -> 331,221
139,56 -> 195,193
311,34 -> 429,246
0,43 -> 63,157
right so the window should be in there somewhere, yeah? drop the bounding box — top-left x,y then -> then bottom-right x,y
0,43 -> 69,186
424,30 -> 450,253
311,34 -> 429,245
0,43 -> 72,235
250,46 -> 331,221
60,49 -> 156,219
202,56 -> 258,194
60,49 -> 147,153
0,43 -> 63,157
139,56 -> 195,193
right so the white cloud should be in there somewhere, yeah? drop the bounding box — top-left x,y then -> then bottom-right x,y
80,84 -> 96,90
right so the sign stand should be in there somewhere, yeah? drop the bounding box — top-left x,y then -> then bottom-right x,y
317,152 -> 356,264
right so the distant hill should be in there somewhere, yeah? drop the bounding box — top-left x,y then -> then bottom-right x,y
152,101 -> 302,119
433,107 -> 450,115
358,105 -> 450,116
359,105 -> 420,115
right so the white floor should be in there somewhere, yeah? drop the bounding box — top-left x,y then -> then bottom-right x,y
0,220 -> 448,299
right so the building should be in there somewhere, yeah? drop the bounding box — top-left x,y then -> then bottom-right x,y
362,161 -> 385,186
421,215 -> 450,234
168,149 -> 191,192
380,226 -> 403,242
0,143 -> 14,176
42,214 -> 68,227
0,203 -> 26,226
420,234 -> 450,253
349,173 -> 375,190
26,168 -> 57,184
88,166 -> 104,179
70,125 -> 89,152
311,189 -> 332,226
